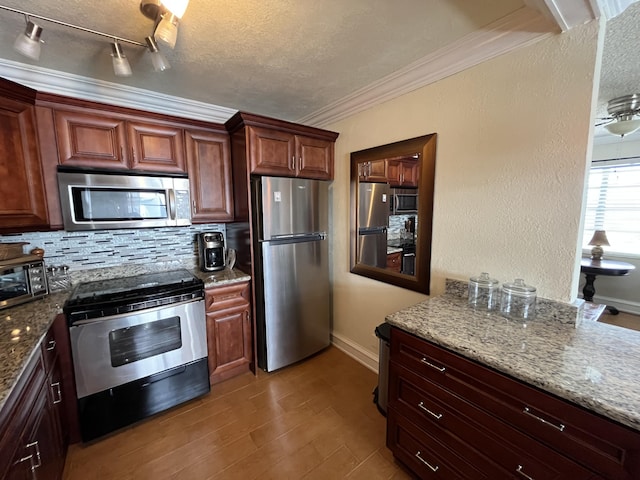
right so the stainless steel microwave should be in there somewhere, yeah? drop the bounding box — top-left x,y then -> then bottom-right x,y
57,167 -> 191,231
390,188 -> 419,214
0,255 -> 48,310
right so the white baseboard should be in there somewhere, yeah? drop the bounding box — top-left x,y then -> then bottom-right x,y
591,295 -> 640,315
330,332 -> 379,373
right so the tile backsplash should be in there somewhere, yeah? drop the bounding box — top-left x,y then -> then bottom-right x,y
0,224 -> 226,272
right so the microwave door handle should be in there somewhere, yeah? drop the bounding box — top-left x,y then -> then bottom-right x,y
168,189 -> 177,220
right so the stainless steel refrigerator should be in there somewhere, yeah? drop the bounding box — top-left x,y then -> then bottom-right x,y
358,182 -> 391,268
252,176 -> 330,372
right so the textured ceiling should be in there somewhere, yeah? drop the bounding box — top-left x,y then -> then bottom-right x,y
0,0 -> 525,121
0,0 -> 635,139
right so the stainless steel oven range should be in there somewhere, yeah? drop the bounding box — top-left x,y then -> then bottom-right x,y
63,269 -> 209,442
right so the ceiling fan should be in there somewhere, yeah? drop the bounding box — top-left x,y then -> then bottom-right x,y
595,94 -> 640,137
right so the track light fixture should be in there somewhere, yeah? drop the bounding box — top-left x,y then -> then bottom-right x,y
0,2 -> 186,76
111,42 -> 133,77
146,36 -> 171,72
13,16 -> 43,61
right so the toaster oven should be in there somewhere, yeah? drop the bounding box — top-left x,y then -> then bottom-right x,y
0,254 -> 49,310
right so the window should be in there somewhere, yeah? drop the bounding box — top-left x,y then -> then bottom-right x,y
583,159 -> 640,256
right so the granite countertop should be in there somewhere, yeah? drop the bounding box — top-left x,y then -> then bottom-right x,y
0,266 -> 250,413
386,292 -> 640,431
387,246 -> 403,255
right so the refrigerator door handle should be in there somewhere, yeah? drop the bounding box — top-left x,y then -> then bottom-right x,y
267,232 -> 326,245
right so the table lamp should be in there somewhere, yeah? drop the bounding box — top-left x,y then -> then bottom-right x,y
588,230 -> 610,261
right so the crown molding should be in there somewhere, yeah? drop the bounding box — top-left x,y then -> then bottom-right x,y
297,7 -> 558,128
0,59 -> 237,124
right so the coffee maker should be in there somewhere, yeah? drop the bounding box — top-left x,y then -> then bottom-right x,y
198,232 -> 225,272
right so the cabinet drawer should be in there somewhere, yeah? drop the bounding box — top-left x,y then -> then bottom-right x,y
205,282 -> 250,312
391,327 -> 640,479
387,408 -> 490,480
40,324 -> 59,374
390,362 -> 593,479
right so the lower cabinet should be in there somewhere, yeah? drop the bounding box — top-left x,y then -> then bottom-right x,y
205,281 -> 253,384
387,326 -> 640,480
386,252 -> 401,273
0,320 -> 68,480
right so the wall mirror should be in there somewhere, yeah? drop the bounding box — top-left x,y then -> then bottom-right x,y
350,134 -> 437,294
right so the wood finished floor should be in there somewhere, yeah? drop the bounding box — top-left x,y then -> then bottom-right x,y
62,346 -> 414,480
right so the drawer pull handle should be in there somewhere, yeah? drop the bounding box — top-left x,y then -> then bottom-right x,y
418,401 -> 442,420
26,441 -> 42,471
523,406 -> 565,432
46,339 -> 56,351
420,357 -> 445,372
415,451 -> 439,472
516,464 -> 534,480
51,381 -> 62,404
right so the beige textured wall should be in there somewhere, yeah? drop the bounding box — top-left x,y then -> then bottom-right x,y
327,21 -> 601,357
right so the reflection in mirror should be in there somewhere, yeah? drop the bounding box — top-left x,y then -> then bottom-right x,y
350,134 -> 437,294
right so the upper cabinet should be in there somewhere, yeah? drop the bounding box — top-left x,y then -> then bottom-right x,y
185,128 -> 234,222
227,112 -> 339,181
358,160 -> 387,183
0,79 -> 49,232
52,107 -> 186,173
387,156 -> 419,187
35,93 -> 233,227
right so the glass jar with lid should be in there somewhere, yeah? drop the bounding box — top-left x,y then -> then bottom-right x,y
500,278 -> 536,320
468,272 -> 499,310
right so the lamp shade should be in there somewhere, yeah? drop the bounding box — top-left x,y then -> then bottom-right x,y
145,36 -> 171,71
13,20 -> 42,61
155,13 -> 178,49
588,230 -> 610,247
111,43 -> 132,77
604,118 -> 640,137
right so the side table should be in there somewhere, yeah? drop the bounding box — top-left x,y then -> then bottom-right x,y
580,257 -> 635,315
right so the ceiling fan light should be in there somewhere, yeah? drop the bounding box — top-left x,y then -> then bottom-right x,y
161,0 -> 189,19
145,36 -> 171,72
155,13 -> 179,49
13,20 -> 42,61
111,42 -> 132,77
604,118 -> 640,137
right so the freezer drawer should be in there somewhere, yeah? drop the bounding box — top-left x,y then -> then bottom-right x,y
260,237 -> 330,371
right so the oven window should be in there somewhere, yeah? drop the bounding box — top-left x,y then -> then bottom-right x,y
0,267 -> 29,301
109,316 -> 182,367
72,187 -> 168,221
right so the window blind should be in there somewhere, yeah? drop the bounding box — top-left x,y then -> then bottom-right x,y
583,159 -> 640,255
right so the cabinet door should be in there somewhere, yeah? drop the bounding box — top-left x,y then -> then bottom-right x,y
0,97 -> 48,230
9,384 -> 64,480
387,160 -> 419,187
185,129 -> 234,222
128,121 -> 186,173
386,252 -> 401,272
248,126 -> 296,176
53,109 -> 128,168
206,305 -> 252,384
295,135 -> 333,180
359,160 -> 388,182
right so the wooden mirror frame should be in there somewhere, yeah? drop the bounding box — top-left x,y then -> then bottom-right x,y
350,134 -> 437,294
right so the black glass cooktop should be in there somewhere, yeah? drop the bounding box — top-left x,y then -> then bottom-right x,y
64,269 -> 203,323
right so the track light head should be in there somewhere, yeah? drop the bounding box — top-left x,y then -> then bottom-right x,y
13,18 -> 43,61
145,36 -> 171,72
155,12 -> 179,49
111,42 -> 132,77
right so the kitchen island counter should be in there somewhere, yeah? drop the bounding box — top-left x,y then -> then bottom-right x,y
0,266 -> 250,414
386,289 -> 640,431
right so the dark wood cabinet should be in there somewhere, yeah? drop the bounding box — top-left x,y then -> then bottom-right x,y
205,281 -> 252,384
227,112 -> 338,181
0,320 -> 68,480
386,252 -> 401,272
185,128 -> 234,222
387,157 -> 419,187
388,326 -> 640,480
0,79 -> 48,231
247,125 -> 334,179
53,108 -> 186,173
358,160 -> 387,183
